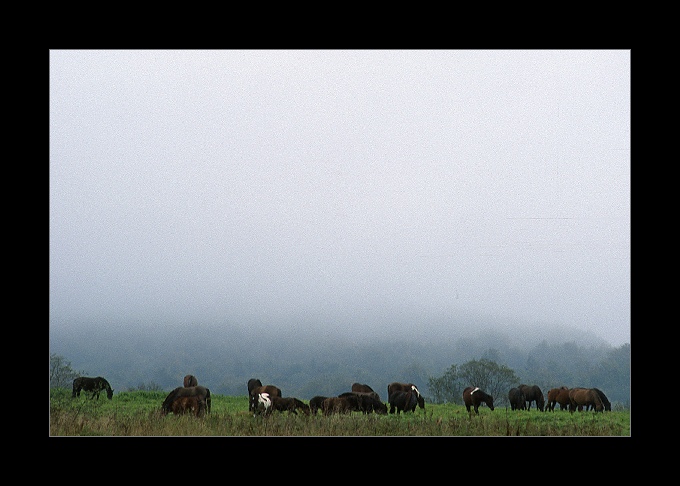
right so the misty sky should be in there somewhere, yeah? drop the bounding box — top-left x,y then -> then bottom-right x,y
49,50 -> 630,347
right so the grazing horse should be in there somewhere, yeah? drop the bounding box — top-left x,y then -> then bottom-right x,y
249,385 -> 282,415
518,384 -> 545,411
546,387 -> 571,411
162,386 -> 211,415
309,396 -> 328,415
270,396 -> 311,416
247,378 -> 264,412
72,376 -> 114,400
387,382 -> 425,411
388,388 -> 419,414
351,383 -> 376,394
463,386 -> 495,414
171,396 -> 206,417
569,387 -> 604,412
508,387 -> 526,411
183,375 -> 198,387
338,392 -> 388,414
360,395 -> 388,414
590,388 -> 611,411
322,397 -> 355,415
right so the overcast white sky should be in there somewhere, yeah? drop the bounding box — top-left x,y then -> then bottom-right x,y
49,50 -> 630,347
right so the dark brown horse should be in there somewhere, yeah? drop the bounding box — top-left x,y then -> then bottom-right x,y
249,385 -> 282,415
546,387 -> 571,411
589,388 -> 611,411
269,396 -> 311,416
338,392 -> 388,414
387,382 -> 425,411
183,374 -> 198,387
518,384 -> 545,411
170,396 -> 206,417
463,386 -> 494,414
247,378 -> 263,412
322,396 -> 355,415
569,387 -> 604,412
508,387 -> 526,411
388,389 -> 418,414
162,385 -> 211,415
309,396 -> 328,415
72,376 -> 114,400
351,383 -> 376,394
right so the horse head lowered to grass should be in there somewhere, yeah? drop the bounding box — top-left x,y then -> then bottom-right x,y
387,382 -> 425,412
463,386 -> 494,414
72,376 -> 114,400
161,385 -> 211,415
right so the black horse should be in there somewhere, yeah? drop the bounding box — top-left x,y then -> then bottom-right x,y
309,396 -> 328,415
72,376 -> 114,400
387,382 -> 425,411
508,387 -> 526,411
388,389 -> 418,414
518,384 -> 545,411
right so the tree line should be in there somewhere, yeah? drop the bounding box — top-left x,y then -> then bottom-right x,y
50,341 -> 630,409
49,324 -> 630,408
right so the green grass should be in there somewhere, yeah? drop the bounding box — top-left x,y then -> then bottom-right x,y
50,389 -> 630,436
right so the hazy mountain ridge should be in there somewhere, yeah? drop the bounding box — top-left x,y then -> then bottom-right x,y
50,317 -> 628,405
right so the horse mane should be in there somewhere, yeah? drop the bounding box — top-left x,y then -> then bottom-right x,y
97,377 -> 112,390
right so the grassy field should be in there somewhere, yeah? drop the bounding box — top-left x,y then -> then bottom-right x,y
50,389 -> 630,436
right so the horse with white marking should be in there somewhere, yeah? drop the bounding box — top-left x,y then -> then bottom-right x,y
463,386 -> 494,414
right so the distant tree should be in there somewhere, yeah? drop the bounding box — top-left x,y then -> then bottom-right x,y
591,343 -> 630,406
127,381 -> 164,391
50,353 -> 85,389
458,358 -> 519,406
427,364 -> 460,404
428,359 -> 520,406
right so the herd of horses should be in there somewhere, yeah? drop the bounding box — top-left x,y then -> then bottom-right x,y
71,375 -> 611,418
249,379 -> 426,416
464,384 -> 612,415
506,384 -> 611,413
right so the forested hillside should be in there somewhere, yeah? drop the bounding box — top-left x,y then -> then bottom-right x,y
50,323 -> 630,407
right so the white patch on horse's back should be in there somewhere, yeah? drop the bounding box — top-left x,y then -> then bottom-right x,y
411,385 -> 420,397
471,387 -> 480,394
258,392 -> 271,407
